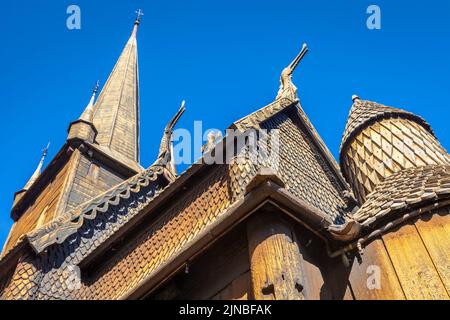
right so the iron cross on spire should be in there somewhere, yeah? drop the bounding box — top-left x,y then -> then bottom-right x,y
135,9 -> 144,22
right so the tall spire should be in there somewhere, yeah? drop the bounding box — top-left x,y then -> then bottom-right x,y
79,81 -> 100,122
92,11 -> 142,164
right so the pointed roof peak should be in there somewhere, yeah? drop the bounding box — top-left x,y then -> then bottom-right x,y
131,9 -> 144,38
79,81 -> 100,122
340,97 -> 433,155
22,142 -> 50,191
92,16 -> 141,164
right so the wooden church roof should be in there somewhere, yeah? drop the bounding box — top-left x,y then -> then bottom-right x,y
339,96 -> 434,157
2,15 -> 449,301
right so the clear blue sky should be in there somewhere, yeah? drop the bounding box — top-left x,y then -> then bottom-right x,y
1,0 -> 449,248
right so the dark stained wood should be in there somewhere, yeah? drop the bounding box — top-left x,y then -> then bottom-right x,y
247,211 -> 304,300
173,225 -> 250,300
212,271 -> 251,300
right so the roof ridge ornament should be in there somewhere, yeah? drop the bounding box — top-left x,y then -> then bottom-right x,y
154,100 -> 186,179
135,9 -> 144,23
276,43 -> 309,101
131,9 -> 143,37
352,94 -> 361,103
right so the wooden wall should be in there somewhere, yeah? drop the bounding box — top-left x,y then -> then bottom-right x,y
63,153 -> 125,213
3,158 -> 71,253
3,149 -> 126,254
150,205 -> 450,300
151,225 -> 251,300
347,206 -> 450,300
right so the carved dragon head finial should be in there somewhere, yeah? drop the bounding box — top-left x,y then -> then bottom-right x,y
276,43 -> 309,100
155,100 -> 186,178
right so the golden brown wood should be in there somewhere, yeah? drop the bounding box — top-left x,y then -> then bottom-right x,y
382,223 -> 449,300
348,239 -> 405,300
247,212 -> 304,300
414,209 -> 450,296
3,162 -> 70,252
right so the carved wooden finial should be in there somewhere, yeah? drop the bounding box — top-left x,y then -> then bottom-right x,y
155,100 -> 186,178
276,43 -> 309,100
352,94 -> 361,102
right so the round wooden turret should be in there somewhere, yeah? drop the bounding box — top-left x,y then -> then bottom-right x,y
340,96 -> 450,204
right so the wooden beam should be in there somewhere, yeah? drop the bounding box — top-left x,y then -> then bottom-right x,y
247,211 -> 304,300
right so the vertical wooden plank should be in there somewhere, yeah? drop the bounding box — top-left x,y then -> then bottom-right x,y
300,255 -> 330,300
247,211 -> 304,300
415,209 -> 450,296
382,223 -> 449,300
348,238 -> 405,300
212,272 -> 251,300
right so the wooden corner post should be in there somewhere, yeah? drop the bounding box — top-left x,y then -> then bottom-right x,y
246,210 -> 305,300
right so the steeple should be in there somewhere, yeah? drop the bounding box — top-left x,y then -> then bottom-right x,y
92,11 -> 142,165
13,143 -> 50,207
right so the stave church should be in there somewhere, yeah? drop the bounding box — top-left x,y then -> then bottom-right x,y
1,13 -> 449,300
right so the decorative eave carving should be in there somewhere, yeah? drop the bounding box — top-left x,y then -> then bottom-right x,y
26,104 -> 186,254
27,164 -> 166,254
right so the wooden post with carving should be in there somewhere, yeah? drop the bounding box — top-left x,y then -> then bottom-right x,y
246,210 -> 305,300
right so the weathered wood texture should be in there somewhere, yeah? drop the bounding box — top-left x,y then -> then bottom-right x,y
3,159 -> 71,252
415,208 -> 450,295
3,150 -> 126,254
63,153 -> 125,213
292,221 -> 352,300
348,239 -> 405,300
382,216 -> 449,299
247,211 -> 304,300
348,207 -> 450,300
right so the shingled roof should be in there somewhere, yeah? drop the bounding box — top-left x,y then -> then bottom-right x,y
353,164 -> 450,227
340,97 -> 434,156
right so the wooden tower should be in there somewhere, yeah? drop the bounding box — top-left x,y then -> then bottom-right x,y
340,95 -> 450,204
1,17 -> 143,256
